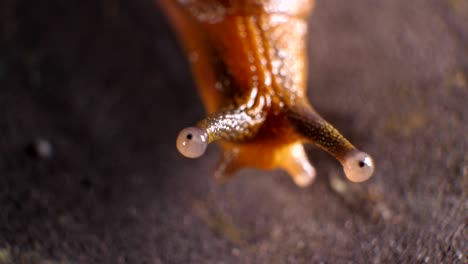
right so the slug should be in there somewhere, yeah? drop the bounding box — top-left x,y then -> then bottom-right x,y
158,0 -> 374,186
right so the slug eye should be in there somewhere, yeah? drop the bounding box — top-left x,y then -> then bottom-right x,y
176,127 -> 209,158
342,150 -> 374,182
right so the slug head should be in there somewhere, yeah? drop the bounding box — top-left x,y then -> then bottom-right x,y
162,0 -> 375,186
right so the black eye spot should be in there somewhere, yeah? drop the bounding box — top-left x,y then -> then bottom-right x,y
358,160 -> 366,168
186,134 -> 193,140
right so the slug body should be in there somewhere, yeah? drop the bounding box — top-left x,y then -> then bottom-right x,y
159,0 -> 374,186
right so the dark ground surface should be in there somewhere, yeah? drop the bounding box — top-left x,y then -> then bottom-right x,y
0,0 -> 467,263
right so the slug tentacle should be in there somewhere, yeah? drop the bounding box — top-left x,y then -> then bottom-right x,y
213,147 -> 240,181
198,105 -> 267,143
280,143 -> 317,187
176,103 -> 267,159
286,103 -> 374,182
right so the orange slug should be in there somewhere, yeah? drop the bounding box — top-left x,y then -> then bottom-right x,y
157,0 -> 374,187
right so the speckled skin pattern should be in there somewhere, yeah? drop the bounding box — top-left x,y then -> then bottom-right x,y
160,0 -> 372,185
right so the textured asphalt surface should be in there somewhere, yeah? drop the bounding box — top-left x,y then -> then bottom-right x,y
0,0 -> 467,263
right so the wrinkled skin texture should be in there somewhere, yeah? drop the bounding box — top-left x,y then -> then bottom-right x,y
160,0 -> 374,186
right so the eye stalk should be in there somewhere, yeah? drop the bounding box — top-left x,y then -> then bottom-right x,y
176,127 -> 209,158
342,150 -> 375,182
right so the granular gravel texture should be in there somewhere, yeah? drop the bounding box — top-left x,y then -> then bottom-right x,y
0,0 -> 466,263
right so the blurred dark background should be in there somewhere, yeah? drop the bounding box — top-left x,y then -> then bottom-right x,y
0,0 -> 466,263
